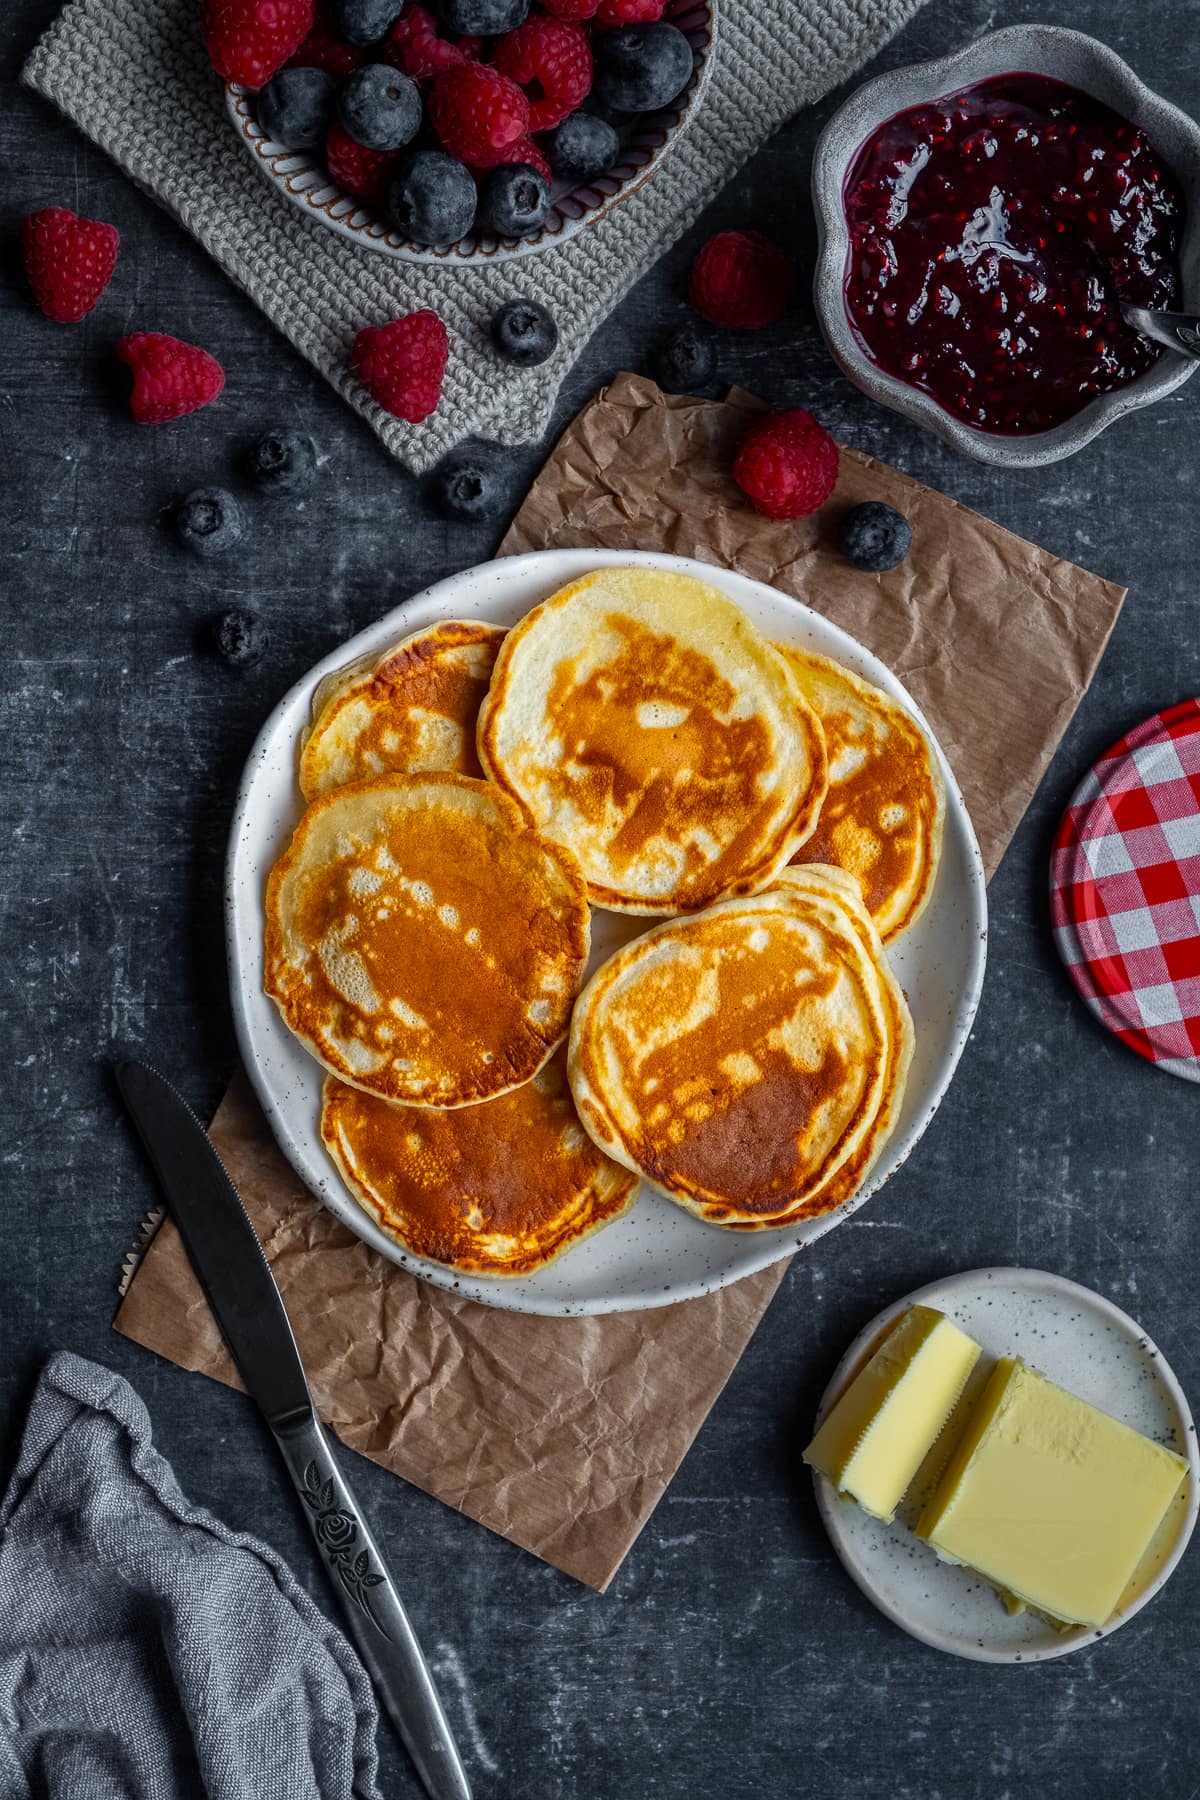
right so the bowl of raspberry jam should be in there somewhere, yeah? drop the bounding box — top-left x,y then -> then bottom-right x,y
812,26 -> 1200,465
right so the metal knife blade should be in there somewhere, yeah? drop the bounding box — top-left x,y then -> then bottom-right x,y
115,1059 -> 472,1800
115,1061 -> 312,1428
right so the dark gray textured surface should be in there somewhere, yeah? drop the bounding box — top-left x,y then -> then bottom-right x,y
2,0 -> 1196,1794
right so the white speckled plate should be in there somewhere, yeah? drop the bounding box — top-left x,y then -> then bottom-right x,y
813,1267 -> 1199,1662
226,549 -> 987,1316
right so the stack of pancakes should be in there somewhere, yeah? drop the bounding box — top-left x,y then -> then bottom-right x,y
265,567 -> 944,1277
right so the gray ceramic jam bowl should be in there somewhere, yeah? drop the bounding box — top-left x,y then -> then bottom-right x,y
811,25 -> 1200,466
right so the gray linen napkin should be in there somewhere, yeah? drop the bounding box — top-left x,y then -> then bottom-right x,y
22,0 -> 923,472
0,1352 -> 379,1800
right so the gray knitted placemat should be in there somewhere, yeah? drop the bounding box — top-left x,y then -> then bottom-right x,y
23,0 -> 923,474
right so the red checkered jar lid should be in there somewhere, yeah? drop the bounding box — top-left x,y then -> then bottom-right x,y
1050,699 -> 1200,1082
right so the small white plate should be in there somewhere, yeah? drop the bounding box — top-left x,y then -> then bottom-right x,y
812,1267 -> 1199,1663
226,549 -> 987,1317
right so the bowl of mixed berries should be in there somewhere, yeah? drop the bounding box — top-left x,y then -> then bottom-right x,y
210,0 -> 715,261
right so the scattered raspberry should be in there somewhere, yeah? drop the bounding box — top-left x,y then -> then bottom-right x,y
385,4 -> 481,80
540,0 -> 600,16
353,310 -> 448,422
428,63 -> 529,168
492,15 -> 592,132
689,230 -> 796,330
732,409 -> 839,520
593,0 -> 664,23
325,119 -> 399,209
288,20 -> 365,78
20,208 -> 120,324
116,333 -> 226,425
200,0 -> 315,88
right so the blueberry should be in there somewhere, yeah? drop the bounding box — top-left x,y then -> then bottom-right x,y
256,67 -> 335,148
594,23 -> 693,112
212,608 -> 269,669
328,0 -> 406,46
245,428 -> 320,494
653,325 -> 717,394
547,111 -> 620,183
838,502 -> 913,573
435,0 -> 528,31
477,163 -> 550,239
173,488 -> 244,559
337,64 -> 422,152
390,150 -> 477,247
491,298 -> 558,367
431,448 -> 508,521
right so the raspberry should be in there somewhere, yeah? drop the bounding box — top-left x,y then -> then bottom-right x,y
201,0 -> 314,88
540,0 -> 599,15
385,4 -> 481,79
593,0 -> 664,22
116,333 -> 226,425
288,21 -> 365,78
470,134 -> 550,181
20,208 -> 120,324
732,409 -> 839,520
353,310 -> 448,422
325,119 -> 399,208
492,15 -> 591,132
429,63 -> 529,167
689,230 -> 796,330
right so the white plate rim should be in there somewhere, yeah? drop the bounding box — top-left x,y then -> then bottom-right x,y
812,1265 -> 1200,1663
225,548 -> 988,1317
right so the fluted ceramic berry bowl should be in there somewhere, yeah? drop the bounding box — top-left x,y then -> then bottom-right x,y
812,25 -> 1200,466
227,0 -> 716,265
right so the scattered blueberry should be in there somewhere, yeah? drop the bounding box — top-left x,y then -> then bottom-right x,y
173,488 -> 245,559
838,502 -> 913,573
436,0 -> 528,32
654,324 -> 717,394
337,64 -> 422,152
491,298 -> 558,367
547,111 -> 620,182
328,0 -> 406,46
390,150 -> 477,247
257,66 -> 335,148
212,608 -> 269,669
594,23 -> 693,112
245,428 -> 320,494
431,448 -> 508,522
477,163 -> 550,239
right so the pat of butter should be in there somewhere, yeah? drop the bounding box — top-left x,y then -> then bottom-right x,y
916,1358 -> 1189,1629
804,1306 -> 982,1522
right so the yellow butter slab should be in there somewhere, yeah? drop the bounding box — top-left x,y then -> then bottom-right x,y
804,1305 -> 982,1522
916,1357 -> 1190,1629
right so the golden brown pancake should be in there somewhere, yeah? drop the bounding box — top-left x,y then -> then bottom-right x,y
321,1050 -> 638,1276
477,567 -> 828,914
300,620 -> 506,800
265,772 -> 590,1107
567,867 -> 901,1226
722,865 -> 913,1227
775,646 -> 945,942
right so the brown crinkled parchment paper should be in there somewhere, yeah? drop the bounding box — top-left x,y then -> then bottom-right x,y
115,373 -> 1126,1591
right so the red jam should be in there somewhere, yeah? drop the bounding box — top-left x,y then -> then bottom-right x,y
842,74 -> 1185,435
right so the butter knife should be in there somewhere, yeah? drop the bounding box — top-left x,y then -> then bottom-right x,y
115,1059 -> 472,1800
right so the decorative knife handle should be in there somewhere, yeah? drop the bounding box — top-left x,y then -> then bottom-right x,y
273,1412 -> 472,1800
